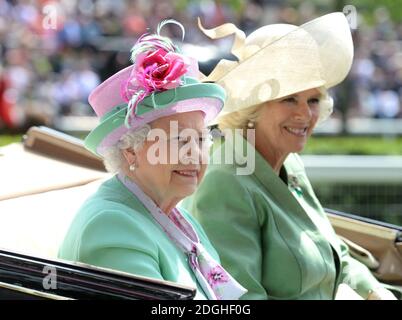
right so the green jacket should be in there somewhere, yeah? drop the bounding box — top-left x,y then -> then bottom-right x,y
58,175 -> 220,300
182,133 -> 380,299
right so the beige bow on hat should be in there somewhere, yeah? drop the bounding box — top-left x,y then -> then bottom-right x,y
199,12 -> 354,123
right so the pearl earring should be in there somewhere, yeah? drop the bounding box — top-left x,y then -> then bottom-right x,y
247,121 -> 255,128
129,163 -> 136,171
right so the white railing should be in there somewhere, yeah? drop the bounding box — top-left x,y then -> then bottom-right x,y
314,118 -> 402,136
302,155 -> 402,184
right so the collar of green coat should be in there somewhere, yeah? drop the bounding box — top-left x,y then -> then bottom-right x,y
211,131 -> 343,278
109,175 -> 153,217
211,130 -> 303,195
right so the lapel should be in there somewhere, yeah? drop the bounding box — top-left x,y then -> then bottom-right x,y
217,132 -> 343,271
113,175 -> 151,215
222,132 -> 319,231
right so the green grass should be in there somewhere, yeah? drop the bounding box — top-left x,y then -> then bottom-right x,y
0,134 -> 22,147
1,134 -> 402,155
302,136 -> 402,155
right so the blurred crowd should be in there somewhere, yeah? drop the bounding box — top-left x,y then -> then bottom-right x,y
351,7 -> 402,119
0,0 -> 401,132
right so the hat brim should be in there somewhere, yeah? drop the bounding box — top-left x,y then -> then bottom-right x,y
85,82 -> 225,156
203,12 -> 353,116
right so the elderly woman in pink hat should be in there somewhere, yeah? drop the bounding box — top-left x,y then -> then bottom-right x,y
58,21 -> 246,300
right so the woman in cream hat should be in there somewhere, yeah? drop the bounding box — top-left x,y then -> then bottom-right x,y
58,21 -> 246,300
182,13 -> 396,300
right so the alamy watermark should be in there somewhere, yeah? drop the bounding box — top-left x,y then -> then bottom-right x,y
343,5 -> 357,30
42,4 -> 58,30
42,265 -> 57,290
143,121 -> 256,175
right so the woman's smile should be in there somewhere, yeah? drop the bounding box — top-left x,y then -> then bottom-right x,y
172,169 -> 199,178
283,126 -> 309,137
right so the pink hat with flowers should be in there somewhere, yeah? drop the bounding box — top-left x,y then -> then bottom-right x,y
85,20 -> 226,156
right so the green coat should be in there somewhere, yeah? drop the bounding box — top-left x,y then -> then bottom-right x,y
182,133 -> 380,300
58,175 -> 220,300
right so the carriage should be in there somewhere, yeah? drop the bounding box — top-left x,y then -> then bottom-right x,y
0,127 -> 401,299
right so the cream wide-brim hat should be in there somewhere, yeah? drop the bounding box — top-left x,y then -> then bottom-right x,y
199,12 -> 354,123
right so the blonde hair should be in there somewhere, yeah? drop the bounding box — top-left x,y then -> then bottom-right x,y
217,87 -> 333,133
217,103 -> 264,135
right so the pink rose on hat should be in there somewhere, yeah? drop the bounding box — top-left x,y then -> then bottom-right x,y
136,48 -> 188,91
121,45 -> 190,124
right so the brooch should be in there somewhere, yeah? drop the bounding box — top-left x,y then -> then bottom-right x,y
288,174 -> 303,197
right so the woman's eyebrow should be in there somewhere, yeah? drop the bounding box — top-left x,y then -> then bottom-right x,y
288,93 -> 321,99
308,93 -> 322,99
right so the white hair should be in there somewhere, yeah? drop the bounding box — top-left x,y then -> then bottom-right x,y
102,124 -> 151,173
